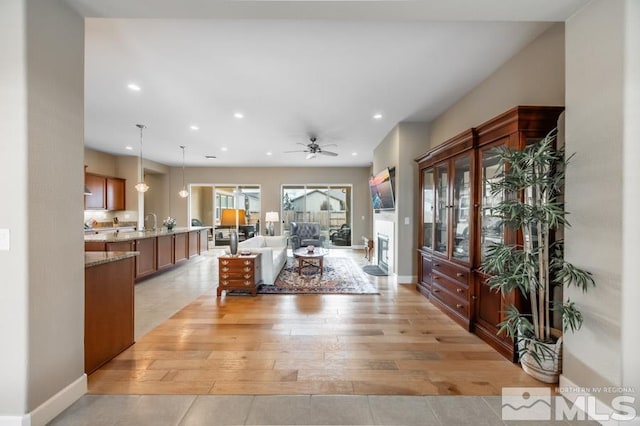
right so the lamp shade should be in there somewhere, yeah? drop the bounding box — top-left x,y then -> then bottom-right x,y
220,208 -> 246,226
265,211 -> 279,223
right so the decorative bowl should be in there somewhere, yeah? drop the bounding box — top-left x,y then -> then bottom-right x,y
306,245 -> 314,253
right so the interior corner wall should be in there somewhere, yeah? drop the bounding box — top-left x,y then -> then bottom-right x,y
622,0 -> 640,404
396,122 -> 430,282
563,0 -> 626,407
84,147 -> 117,176
428,22 -> 565,148
25,0 -> 85,419
0,0 -> 30,416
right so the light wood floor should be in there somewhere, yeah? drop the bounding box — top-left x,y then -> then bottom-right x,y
88,251 -> 549,395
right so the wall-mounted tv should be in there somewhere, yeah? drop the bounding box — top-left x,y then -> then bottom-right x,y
369,167 -> 395,210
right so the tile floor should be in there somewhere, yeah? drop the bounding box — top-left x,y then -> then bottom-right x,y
50,248 -> 595,425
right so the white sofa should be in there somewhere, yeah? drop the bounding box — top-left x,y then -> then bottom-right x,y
237,235 -> 288,285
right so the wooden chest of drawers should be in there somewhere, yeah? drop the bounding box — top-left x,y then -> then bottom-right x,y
217,253 -> 262,296
430,258 -> 471,330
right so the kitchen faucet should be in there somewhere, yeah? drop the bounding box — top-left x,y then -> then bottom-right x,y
144,212 -> 157,231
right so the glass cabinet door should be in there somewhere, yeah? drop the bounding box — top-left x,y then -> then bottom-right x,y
434,164 -> 448,255
421,168 -> 434,250
479,147 -> 505,262
452,155 -> 471,262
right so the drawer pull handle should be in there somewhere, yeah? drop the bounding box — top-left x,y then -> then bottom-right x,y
244,267 -> 251,272
222,280 -> 229,286
456,303 -> 463,309
432,288 -> 439,293
244,274 -> 251,279
244,281 -> 252,285
222,267 -> 229,272
222,274 -> 229,279
221,260 -> 229,265
456,288 -> 463,293
434,263 -> 440,267
433,276 -> 440,280
472,295 -> 478,300
456,272 -> 464,277
244,260 -> 251,265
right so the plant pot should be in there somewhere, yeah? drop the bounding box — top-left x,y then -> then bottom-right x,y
520,337 -> 563,384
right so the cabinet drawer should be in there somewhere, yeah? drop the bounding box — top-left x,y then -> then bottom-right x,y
220,271 -> 255,281
432,259 -> 469,285
431,284 -> 469,318
220,258 -> 255,267
220,279 -> 255,287
432,271 -> 468,299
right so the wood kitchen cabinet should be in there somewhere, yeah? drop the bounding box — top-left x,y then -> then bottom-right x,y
174,232 -> 188,263
85,255 -> 135,374
415,106 -> 564,361
84,172 -> 126,211
188,231 -> 199,258
85,173 -> 106,209
156,235 -> 174,271
134,237 -> 157,279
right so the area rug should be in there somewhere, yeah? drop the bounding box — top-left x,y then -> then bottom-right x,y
257,256 -> 379,295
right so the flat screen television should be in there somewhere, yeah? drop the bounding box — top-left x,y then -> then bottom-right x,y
369,167 -> 395,210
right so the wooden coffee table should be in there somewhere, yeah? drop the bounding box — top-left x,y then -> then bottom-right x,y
293,247 -> 329,276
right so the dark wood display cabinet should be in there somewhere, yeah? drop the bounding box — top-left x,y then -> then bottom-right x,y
416,106 -> 564,361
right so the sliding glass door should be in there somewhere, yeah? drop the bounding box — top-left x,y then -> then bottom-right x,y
282,184 -> 352,247
189,184 -> 260,247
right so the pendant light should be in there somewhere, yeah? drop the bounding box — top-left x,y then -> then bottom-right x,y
134,124 -> 149,193
178,145 -> 189,198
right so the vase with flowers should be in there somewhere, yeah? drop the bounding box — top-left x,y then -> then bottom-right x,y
163,217 -> 177,231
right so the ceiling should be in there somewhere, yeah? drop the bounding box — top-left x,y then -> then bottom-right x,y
68,1 -> 589,168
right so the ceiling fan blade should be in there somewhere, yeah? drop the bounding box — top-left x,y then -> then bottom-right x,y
284,150 -> 309,153
319,150 -> 338,156
320,143 -> 337,148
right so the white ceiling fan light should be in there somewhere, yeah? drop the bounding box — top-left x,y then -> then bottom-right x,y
285,136 -> 339,159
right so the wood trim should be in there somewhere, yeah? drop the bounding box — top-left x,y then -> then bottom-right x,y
415,128 -> 476,165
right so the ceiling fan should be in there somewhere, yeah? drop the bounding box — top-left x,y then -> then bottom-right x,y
285,136 -> 338,159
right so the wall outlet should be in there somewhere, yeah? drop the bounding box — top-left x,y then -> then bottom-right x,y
404,217 -> 410,225
0,229 -> 10,251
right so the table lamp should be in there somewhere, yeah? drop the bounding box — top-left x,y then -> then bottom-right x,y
265,211 -> 279,236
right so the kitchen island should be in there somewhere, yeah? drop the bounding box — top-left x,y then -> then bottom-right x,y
85,251 -> 138,374
85,227 -> 211,280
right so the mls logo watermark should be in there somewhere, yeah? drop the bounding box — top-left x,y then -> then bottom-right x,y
502,387 -> 637,422
502,387 -> 552,420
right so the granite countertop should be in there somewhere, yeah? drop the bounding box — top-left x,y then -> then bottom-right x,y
84,226 -> 211,243
85,251 -> 139,268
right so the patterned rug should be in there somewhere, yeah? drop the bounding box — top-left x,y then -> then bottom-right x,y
257,256 -> 379,295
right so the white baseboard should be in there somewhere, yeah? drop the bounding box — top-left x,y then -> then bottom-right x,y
397,275 -> 416,284
559,374 -> 639,425
0,374 -> 87,426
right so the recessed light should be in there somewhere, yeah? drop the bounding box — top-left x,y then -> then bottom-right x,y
125,146 -> 133,151
373,113 -> 383,120
221,147 -> 228,152
127,83 -> 141,91
190,125 -> 199,131
266,152 -> 273,156
352,152 -> 358,156
234,112 -> 244,119
205,155 -> 217,159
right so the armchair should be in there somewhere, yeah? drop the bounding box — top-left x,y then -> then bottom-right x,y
290,222 -> 322,250
330,224 -> 351,246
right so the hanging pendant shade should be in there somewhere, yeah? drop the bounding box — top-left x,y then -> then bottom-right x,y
178,145 -> 188,198
135,124 -> 149,193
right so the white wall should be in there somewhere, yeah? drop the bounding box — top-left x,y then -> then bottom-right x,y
622,0 -> 640,403
1,0 -> 86,423
169,166 -> 371,244
397,122 -> 430,281
564,0 -> 639,410
429,23 -> 565,148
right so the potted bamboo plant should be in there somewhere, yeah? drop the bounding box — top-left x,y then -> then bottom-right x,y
481,129 -> 594,383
